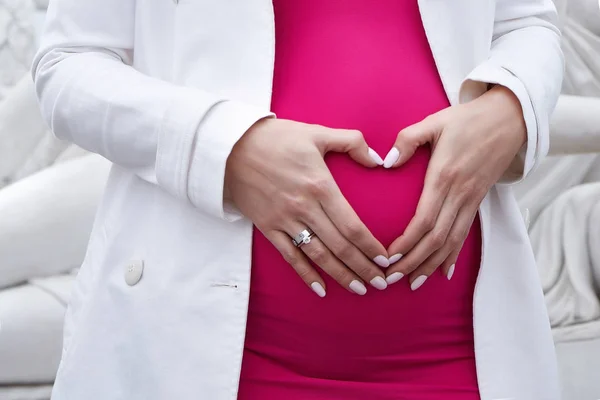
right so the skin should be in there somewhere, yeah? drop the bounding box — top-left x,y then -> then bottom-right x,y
224,85 -> 526,296
384,85 -> 527,288
225,120 -> 390,296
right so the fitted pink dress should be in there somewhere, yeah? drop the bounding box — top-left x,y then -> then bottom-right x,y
239,1 -> 482,399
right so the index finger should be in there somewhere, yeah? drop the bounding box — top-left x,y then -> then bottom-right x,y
387,165 -> 449,263
317,180 -> 390,267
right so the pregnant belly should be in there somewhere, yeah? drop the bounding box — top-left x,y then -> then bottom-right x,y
245,147 -> 482,384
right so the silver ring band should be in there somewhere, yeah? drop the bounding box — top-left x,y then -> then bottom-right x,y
292,228 -> 315,247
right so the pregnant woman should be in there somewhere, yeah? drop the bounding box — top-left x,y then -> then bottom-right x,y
33,0 -> 563,399
241,2 -> 483,399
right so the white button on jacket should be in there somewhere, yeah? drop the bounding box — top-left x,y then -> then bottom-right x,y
32,1 -> 564,399
124,260 -> 144,286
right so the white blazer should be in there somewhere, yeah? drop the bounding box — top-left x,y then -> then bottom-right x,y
33,0 -> 564,399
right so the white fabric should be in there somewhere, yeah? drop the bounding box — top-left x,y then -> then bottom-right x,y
0,385 -> 53,400
32,1 -> 564,399
527,183 -> 600,342
0,0 -> 36,102
0,154 -> 110,289
555,337 -> 600,400
0,75 -> 67,189
0,281 -> 66,383
514,0 -> 600,347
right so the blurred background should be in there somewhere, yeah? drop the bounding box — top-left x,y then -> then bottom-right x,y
0,0 -> 599,399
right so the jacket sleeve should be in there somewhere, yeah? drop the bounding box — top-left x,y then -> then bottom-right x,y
32,0 -> 272,221
458,0 -> 564,184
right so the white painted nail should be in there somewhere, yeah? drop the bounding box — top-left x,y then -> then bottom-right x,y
386,272 -> 404,285
447,264 -> 455,281
373,255 -> 390,268
383,147 -> 400,168
368,147 -> 384,166
388,253 -> 403,264
411,275 -> 428,291
349,280 -> 367,295
311,282 -> 326,298
370,276 -> 388,290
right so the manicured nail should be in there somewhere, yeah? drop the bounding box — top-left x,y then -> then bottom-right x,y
411,275 -> 428,291
386,272 -> 404,285
373,255 -> 390,268
349,280 -> 367,295
447,264 -> 455,280
368,147 -> 384,166
370,276 -> 388,290
383,147 -> 400,168
311,282 -> 326,298
388,253 -> 403,264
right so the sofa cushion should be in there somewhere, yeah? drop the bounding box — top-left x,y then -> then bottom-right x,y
0,154 -> 110,289
0,279 -> 70,384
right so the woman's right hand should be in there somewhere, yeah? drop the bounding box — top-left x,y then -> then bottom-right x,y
225,118 -> 389,297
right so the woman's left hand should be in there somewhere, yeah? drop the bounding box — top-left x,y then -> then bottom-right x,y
383,85 -> 527,290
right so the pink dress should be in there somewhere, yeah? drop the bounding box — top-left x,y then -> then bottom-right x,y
239,1 -> 482,399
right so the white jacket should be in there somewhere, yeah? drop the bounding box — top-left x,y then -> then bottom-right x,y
33,0 -> 564,399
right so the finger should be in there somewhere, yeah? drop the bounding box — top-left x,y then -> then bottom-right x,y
318,128 -> 383,167
299,234 -> 369,296
265,230 -> 327,298
304,209 -> 388,290
385,192 -> 460,286
283,221 -> 369,295
315,181 -> 390,268
409,207 -> 477,289
439,210 -> 478,280
387,163 -> 449,264
383,116 -> 441,169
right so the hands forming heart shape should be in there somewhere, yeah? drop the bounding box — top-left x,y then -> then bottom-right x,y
225,85 -> 526,297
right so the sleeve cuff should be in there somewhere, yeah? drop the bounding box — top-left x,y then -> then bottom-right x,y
459,62 -> 539,184
188,99 -> 274,221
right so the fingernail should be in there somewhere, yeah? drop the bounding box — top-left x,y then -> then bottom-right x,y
370,276 -> 388,290
388,253 -> 403,264
383,147 -> 400,168
373,255 -> 390,268
386,272 -> 404,285
349,280 -> 367,295
411,275 -> 428,291
311,282 -> 326,298
447,264 -> 455,281
368,147 -> 384,166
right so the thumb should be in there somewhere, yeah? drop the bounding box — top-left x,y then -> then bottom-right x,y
383,116 -> 441,169
320,128 -> 383,168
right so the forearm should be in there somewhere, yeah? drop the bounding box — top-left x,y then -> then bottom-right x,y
33,48 -> 221,185
459,0 -> 563,183
32,0 -> 271,220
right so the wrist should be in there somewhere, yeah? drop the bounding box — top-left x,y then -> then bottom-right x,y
471,85 -> 527,148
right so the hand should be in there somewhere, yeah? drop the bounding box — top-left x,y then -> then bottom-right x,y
382,86 -> 527,290
225,118 -> 390,297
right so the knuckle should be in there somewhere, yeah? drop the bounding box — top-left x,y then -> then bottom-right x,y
419,215 -> 436,232
305,177 -> 332,199
354,263 -> 374,279
448,232 -> 464,247
282,194 -> 309,217
342,221 -> 364,242
430,230 -> 447,248
439,167 -> 459,183
281,250 -> 299,266
333,241 -> 354,261
458,180 -> 478,200
348,129 -> 365,144
306,245 -> 329,264
330,267 -> 350,284
296,266 -> 313,281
